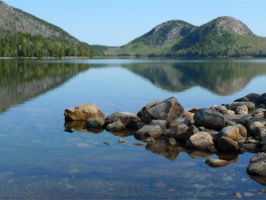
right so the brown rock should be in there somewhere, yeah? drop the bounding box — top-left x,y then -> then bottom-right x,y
105,112 -> 139,129
248,121 -> 266,138
188,107 -> 199,113
247,152 -> 266,177
133,143 -> 145,146
236,105 -> 248,115
205,158 -> 230,168
64,103 -> 106,121
118,139 -> 126,144
182,111 -> 195,124
218,137 -> 239,152
186,132 -> 214,150
260,189 -> 266,193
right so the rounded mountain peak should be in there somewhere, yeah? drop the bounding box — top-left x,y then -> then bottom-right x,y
212,16 -> 253,36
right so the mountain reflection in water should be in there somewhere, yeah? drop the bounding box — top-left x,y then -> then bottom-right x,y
0,60 -> 90,113
123,61 -> 266,95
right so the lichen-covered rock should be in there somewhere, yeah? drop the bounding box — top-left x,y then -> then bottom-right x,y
247,152 -> 266,177
105,112 -> 139,129
137,100 -> 163,118
205,158 -> 230,168
106,119 -> 126,132
86,117 -> 105,129
64,103 -> 106,121
186,132 -> 214,150
145,97 -> 184,122
194,108 -> 225,130
134,125 -> 162,140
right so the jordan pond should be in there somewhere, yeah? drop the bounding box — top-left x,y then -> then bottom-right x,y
0,58 -> 266,198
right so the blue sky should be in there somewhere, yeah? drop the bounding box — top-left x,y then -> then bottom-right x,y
4,0 -> 266,46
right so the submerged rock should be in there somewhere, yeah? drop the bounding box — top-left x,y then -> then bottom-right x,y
64,103 -> 106,121
194,108 -> 225,130
205,158 -> 229,168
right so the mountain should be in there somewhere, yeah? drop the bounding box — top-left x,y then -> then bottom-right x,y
171,17 -> 266,57
0,1 -> 94,57
106,17 -> 266,57
108,20 -> 196,56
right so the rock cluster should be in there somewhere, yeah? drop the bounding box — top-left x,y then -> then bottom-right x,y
64,93 -> 266,176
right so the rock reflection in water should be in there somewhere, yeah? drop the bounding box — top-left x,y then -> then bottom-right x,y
64,121 -> 104,134
248,173 -> 266,186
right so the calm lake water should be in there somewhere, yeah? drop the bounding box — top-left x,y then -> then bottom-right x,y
1,58 -> 266,199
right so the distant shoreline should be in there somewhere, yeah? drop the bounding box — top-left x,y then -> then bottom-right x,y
0,56 -> 92,60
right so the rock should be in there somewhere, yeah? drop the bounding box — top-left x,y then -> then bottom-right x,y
243,192 -> 255,197
207,145 -> 218,153
166,138 -> 177,146
106,119 -> 126,132
235,93 -> 261,106
188,107 -> 199,113
144,138 -> 155,143
215,106 -> 227,113
240,143 -> 259,152
185,125 -> 200,141
118,139 -> 126,144
85,117 -> 105,128
258,104 -> 266,109
205,158 -> 229,168
259,93 -> 266,105
187,150 -> 212,159
194,108 -> 225,130
168,118 -> 191,130
225,120 -> 236,126
134,125 -> 162,140
216,152 -> 239,163
133,143 -> 145,146
105,112 -> 139,129
235,124 -> 248,139
222,110 -> 235,116
247,152 -> 266,176
145,97 -> 184,122
209,105 -> 217,110
218,137 -> 239,152
215,126 -> 246,143
149,120 -> 167,129
172,124 -> 189,141
137,100 -> 163,118
64,103 -> 106,121
103,142 -> 110,145
247,121 -> 266,138
230,102 -> 255,113
186,132 -> 214,150
255,108 -> 266,117
234,192 -> 242,198
135,116 -> 153,130
260,189 -> 266,193
236,105 -> 248,115
182,111 -> 195,124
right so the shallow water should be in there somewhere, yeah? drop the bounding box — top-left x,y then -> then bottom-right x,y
0,58 -> 266,198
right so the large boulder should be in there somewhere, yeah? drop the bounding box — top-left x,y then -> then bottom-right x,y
194,108 -> 225,130
137,100 -> 163,118
247,121 -> 266,138
134,125 -> 162,140
247,152 -> 266,177
105,112 -> 139,129
145,97 -> 184,122
235,93 -> 261,106
186,132 -> 214,150
215,126 -> 246,143
64,103 -> 106,121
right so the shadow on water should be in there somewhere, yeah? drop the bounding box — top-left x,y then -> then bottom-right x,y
0,59 -> 90,114
122,61 -> 266,96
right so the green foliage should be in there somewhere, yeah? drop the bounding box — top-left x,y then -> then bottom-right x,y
0,28 -> 95,58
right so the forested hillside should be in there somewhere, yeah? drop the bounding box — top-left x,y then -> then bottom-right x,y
0,1 -> 95,58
